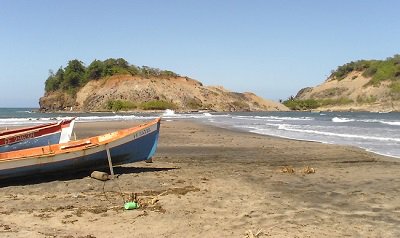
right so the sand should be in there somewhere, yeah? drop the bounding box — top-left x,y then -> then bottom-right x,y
1,119 -> 400,237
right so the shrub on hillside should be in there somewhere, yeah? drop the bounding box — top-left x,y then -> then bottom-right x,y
140,100 -> 176,110
106,100 -> 136,111
185,98 -> 203,109
390,81 -> 400,100
283,99 -> 320,110
319,98 -> 353,106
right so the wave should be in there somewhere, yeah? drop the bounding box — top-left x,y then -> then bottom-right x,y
0,110 -> 222,125
339,118 -> 400,126
76,115 -> 146,122
230,115 -> 313,122
162,109 -> 176,116
16,110 -> 33,113
277,125 -> 400,142
332,117 -> 355,123
255,116 -> 314,121
380,121 -> 400,126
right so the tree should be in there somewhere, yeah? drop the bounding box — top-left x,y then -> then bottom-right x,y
62,59 -> 86,90
44,58 -> 180,94
44,67 -> 64,92
86,60 -> 104,80
115,58 -> 129,68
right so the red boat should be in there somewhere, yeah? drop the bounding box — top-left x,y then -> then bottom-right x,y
0,118 -> 75,153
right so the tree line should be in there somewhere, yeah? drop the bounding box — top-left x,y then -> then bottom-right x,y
45,58 -> 179,94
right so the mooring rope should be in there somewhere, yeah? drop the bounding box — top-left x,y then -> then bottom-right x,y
101,176 -> 127,205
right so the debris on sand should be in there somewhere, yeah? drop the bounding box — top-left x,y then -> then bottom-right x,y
280,166 -> 316,174
245,229 -> 263,238
303,166 -> 316,174
280,166 -> 295,174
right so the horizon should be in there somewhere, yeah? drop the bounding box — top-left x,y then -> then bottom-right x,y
1,0 -> 400,107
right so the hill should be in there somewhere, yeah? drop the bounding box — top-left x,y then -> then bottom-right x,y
39,58 -> 287,112
286,55 -> 400,111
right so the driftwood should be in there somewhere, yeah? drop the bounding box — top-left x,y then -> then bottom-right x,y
90,171 -> 110,181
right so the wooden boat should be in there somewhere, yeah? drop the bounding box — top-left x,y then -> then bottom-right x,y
0,118 -> 75,153
0,118 -> 161,180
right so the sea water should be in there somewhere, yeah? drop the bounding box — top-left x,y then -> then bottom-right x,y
1,108 -> 399,159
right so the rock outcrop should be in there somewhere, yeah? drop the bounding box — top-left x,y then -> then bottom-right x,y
39,75 -> 288,112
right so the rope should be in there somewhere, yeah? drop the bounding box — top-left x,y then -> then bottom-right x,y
101,176 -> 127,205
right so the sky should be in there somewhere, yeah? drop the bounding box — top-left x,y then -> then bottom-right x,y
1,0 -> 400,107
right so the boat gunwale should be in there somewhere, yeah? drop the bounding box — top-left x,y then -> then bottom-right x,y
0,118 -> 75,140
0,118 -> 74,137
0,122 -> 58,136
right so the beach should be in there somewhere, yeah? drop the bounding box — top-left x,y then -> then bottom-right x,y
1,119 -> 400,237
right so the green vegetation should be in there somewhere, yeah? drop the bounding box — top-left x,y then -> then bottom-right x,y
356,95 -> 377,104
45,58 -> 180,94
319,98 -> 354,106
390,82 -> 400,100
283,98 -> 353,110
185,98 -> 203,109
105,99 -> 177,111
106,100 -> 137,111
390,81 -> 400,93
330,60 -> 371,80
330,54 -> 400,86
140,100 -> 176,110
283,99 -> 320,110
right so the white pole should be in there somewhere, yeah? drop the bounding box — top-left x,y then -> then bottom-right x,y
106,145 -> 115,179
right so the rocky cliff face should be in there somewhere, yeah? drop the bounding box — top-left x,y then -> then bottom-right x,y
39,75 -> 288,112
295,71 -> 400,112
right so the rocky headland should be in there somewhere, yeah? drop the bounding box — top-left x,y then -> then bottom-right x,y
39,59 -> 287,112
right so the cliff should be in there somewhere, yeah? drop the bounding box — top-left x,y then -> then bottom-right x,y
39,75 -> 288,112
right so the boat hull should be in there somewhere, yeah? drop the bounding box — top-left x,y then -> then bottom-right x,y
0,132 -> 62,153
0,119 -> 160,180
0,119 -> 75,153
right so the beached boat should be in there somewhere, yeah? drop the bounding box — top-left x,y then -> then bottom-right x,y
0,118 -> 161,180
0,118 -> 75,153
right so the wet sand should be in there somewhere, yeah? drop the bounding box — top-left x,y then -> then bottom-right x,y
1,119 -> 400,237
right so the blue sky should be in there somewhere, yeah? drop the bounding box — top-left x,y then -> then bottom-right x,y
1,0 -> 399,107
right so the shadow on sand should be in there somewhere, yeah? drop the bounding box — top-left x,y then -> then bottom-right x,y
0,166 -> 177,188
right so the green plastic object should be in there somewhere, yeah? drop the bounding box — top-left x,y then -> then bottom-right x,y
124,202 -> 139,210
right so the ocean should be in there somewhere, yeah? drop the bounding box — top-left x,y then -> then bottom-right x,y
1,108 -> 400,159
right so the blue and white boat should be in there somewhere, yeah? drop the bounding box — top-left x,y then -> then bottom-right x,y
0,118 -> 161,180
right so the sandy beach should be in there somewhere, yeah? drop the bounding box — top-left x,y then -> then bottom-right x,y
1,119 -> 400,237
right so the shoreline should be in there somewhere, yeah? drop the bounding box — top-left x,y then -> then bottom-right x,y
1,120 -> 399,237
2,117 -> 400,160
252,130 -> 400,160
0,116 -> 400,159
179,119 -> 400,160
